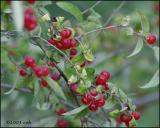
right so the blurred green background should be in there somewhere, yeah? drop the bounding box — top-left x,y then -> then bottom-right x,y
1,1 -> 159,127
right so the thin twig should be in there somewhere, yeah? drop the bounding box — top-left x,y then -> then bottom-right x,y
82,1 -> 101,14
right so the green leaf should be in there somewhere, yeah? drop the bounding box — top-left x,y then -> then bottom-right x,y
74,107 -> 90,119
127,38 -> 143,58
80,69 -> 87,79
126,27 -> 134,36
72,54 -> 85,64
140,70 -> 159,88
56,2 -> 83,22
137,11 -> 150,33
86,68 -> 95,78
62,105 -> 87,116
121,16 -> 130,26
88,9 -> 101,22
84,49 -> 94,61
103,97 -> 116,109
77,81 -> 87,94
129,117 -> 137,127
68,75 -> 77,84
152,46 -> 159,63
64,67 -> 76,78
45,77 -> 66,100
109,109 -> 121,118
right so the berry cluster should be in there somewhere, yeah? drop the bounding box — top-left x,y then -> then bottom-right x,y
81,89 -> 106,111
24,7 -> 37,31
118,111 -> 140,127
19,55 -> 61,88
95,70 -> 110,92
48,28 -> 78,59
146,34 -> 157,45
56,107 -> 69,127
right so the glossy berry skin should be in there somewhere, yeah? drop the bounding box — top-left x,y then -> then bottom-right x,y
90,89 -> 98,97
62,39 -> 71,49
95,95 -> 106,107
100,70 -> 110,81
48,38 -> 57,46
19,69 -> 27,77
24,8 -> 37,31
70,48 -> 77,56
32,66 -> 43,78
41,79 -> 47,88
120,114 -> 132,123
70,39 -> 77,47
56,119 -> 68,128
24,56 -> 35,67
96,74 -> 107,85
51,72 -> 61,81
81,93 -> 93,105
56,107 -> 67,116
88,102 -> 98,111
60,28 -> 72,39
41,66 -> 49,76
70,83 -> 79,94
132,112 -> 140,120
146,34 -> 157,45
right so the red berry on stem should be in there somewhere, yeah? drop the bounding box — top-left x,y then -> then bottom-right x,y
132,111 -> 140,120
48,38 -> 57,46
95,94 -> 106,107
120,114 -> 132,123
42,66 -> 49,76
70,48 -> 77,56
51,72 -> 61,81
81,93 -> 93,105
70,39 -> 77,47
24,55 -> 35,67
96,74 -> 107,85
56,119 -> 68,128
56,42 -> 64,49
32,66 -> 43,78
60,29 -> 72,39
19,69 -> 27,77
90,89 -> 98,97
101,70 -> 110,81
56,107 -> 67,116
62,39 -> 71,49
146,34 -> 157,45
41,79 -> 47,88
88,102 -> 98,111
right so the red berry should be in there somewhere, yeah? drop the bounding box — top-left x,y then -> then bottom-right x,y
26,0 -> 36,4
56,42 -> 64,49
125,121 -> 130,127
32,66 -> 43,78
51,72 -> 61,81
19,69 -> 27,77
101,70 -> 110,81
70,39 -> 77,47
88,102 -> 98,111
56,119 -> 68,128
62,39 -> 71,49
56,107 -> 67,116
48,38 -> 57,45
24,8 -> 37,31
90,89 -> 98,97
116,116 -> 122,124
146,34 -> 157,45
132,112 -> 140,120
101,83 -> 109,92
96,74 -> 107,85
95,95 -> 106,107
41,66 -> 49,76
120,114 -> 132,123
70,48 -> 77,56
60,29 -> 72,39
41,79 -> 47,88
70,83 -> 79,94
24,55 -> 35,67
80,62 -> 85,67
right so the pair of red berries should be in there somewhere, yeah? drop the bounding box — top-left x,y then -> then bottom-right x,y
119,111 -> 140,127
146,34 -> 157,45
24,7 -> 37,31
95,70 -> 110,92
48,28 -> 77,50
81,89 -> 106,111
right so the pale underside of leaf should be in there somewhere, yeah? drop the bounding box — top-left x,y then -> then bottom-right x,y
140,70 -> 159,88
152,46 -> 159,63
127,38 -> 143,58
62,105 -> 87,116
